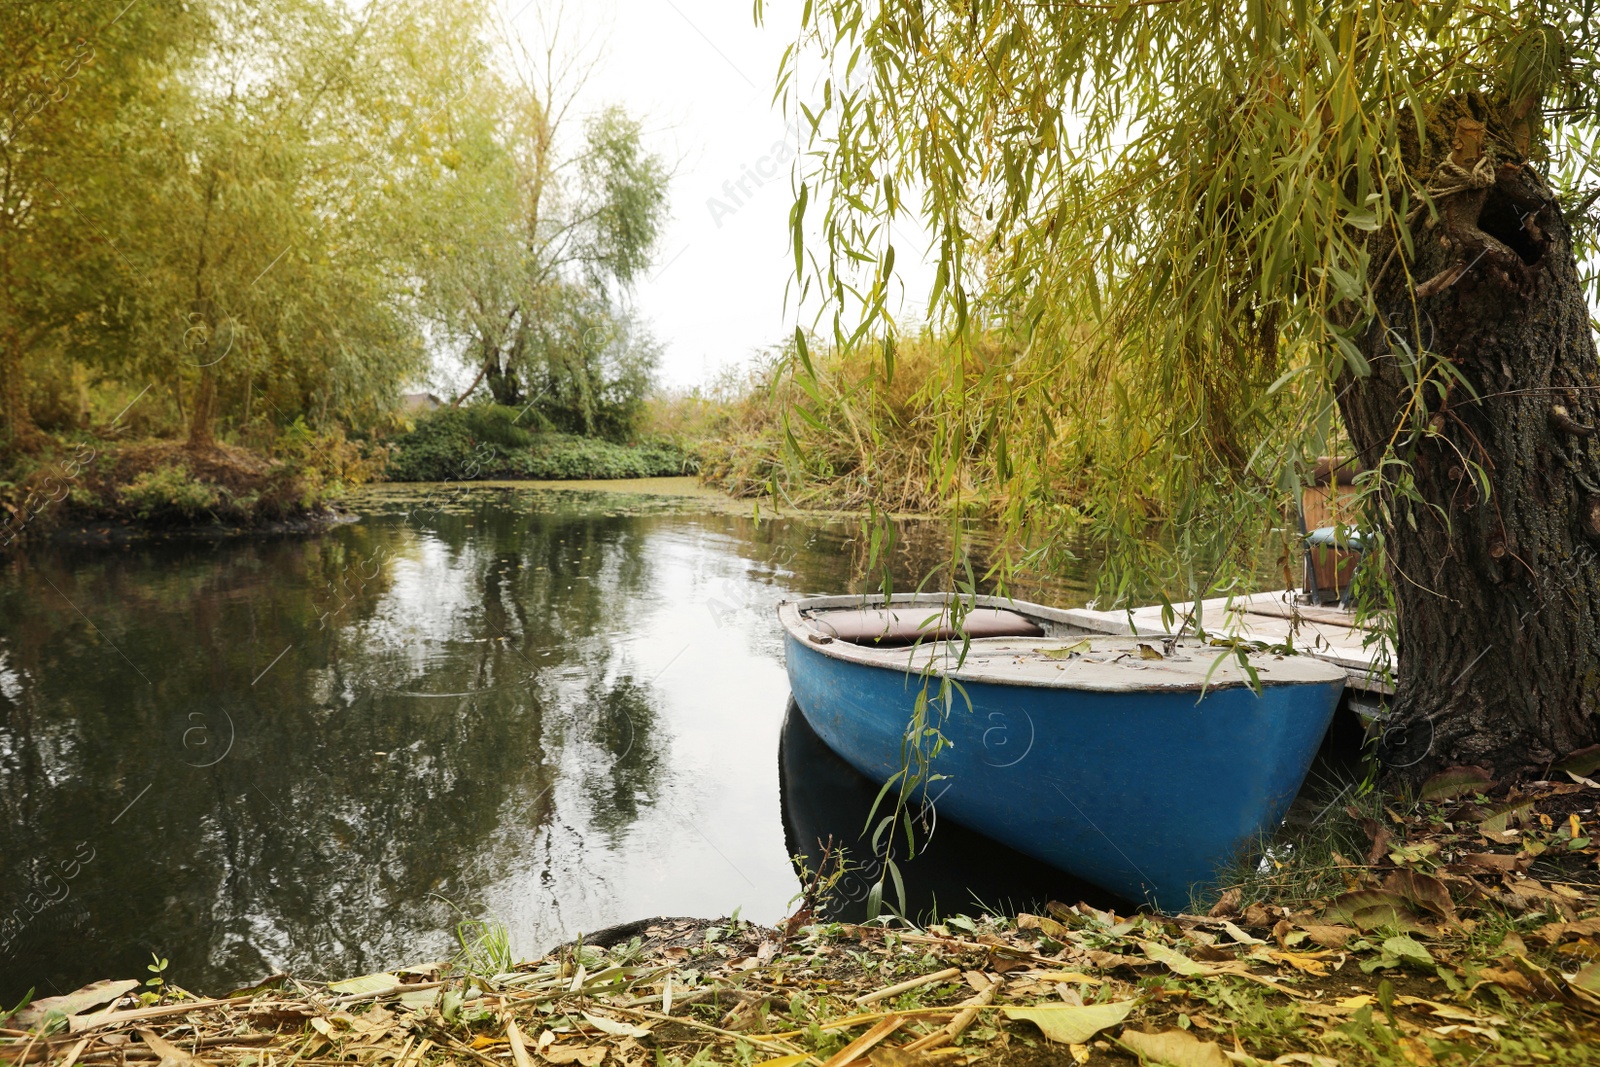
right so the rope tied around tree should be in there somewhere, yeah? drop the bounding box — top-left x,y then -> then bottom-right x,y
1405,152 -> 1499,229
1425,152 -> 1498,201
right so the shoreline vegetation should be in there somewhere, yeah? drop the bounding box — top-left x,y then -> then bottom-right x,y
5,761 -> 1600,1067
0,404 -> 700,551
1,341 -> 1029,552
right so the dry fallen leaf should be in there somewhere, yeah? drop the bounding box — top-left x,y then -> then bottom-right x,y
1396,1035 -> 1437,1065
1297,924 -> 1356,949
136,1030 -> 213,1067
1476,967 -> 1534,997
1000,1001 -> 1134,1044
1219,920 -> 1266,945
507,1021 -> 534,1067
580,1014 -> 650,1039
867,1048 -> 965,1067
1208,889 -> 1242,918
9,981 -> 140,1030
1262,949 -> 1334,977
1118,1028 -> 1230,1067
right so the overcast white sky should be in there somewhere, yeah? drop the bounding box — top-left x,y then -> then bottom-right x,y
503,0 -> 931,390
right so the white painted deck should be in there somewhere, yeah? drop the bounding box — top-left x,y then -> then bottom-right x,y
784,590 -> 1393,697
1058,589 -> 1391,695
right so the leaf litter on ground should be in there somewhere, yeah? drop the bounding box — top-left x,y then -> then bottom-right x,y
6,767 -> 1600,1065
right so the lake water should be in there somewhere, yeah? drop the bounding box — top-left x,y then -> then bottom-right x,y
0,479 -> 1094,999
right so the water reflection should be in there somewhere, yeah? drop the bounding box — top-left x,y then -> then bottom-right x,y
779,701 -> 1119,921
0,483 -> 1091,999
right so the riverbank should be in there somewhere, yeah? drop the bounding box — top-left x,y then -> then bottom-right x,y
0,437 -> 370,551
0,426 -> 700,552
6,767 -> 1598,1066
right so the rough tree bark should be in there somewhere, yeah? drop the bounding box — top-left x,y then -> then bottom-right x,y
1338,95 -> 1600,782
0,327 -> 48,453
0,341 -> 39,452
187,365 -> 217,450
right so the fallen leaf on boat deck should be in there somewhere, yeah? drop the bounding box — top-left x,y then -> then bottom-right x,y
1041,640 -> 1092,658
1000,1000 -> 1134,1043
1118,1028 -> 1230,1067
1137,643 -> 1164,660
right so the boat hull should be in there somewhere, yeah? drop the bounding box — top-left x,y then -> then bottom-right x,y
783,630 -> 1344,909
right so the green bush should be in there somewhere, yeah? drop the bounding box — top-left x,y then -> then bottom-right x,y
384,407 -> 691,482
120,464 -> 223,520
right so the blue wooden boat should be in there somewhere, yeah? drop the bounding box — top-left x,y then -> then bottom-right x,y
779,593 -> 1347,909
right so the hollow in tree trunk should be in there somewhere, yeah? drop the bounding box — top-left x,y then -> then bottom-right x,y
1338,96 -> 1600,783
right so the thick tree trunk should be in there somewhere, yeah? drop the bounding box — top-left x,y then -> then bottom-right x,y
485,359 -> 523,406
188,366 -> 217,450
1338,101 -> 1600,782
0,334 -> 45,453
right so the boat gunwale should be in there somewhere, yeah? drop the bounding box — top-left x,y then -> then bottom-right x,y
778,593 -> 1350,693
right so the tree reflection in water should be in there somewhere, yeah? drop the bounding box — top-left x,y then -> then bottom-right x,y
0,484 -> 1091,999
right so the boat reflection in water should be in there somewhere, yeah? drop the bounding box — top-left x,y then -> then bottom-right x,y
778,700 -> 1121,922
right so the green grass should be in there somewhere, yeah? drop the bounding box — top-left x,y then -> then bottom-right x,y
384,407 -> 692,482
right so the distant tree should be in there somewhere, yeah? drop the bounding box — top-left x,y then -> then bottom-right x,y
120,0 -> 431,449
414,12 -> 670,439
779,1 -> 1600,780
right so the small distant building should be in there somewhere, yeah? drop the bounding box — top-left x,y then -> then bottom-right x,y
400,392 -> 443,414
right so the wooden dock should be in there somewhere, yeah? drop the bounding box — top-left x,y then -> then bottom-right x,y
1056,589 -> 1392,697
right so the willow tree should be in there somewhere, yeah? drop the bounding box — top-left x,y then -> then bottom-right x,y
410,9 -> 670,435
775,1 -> 1600,780
0,1 -> 203,449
